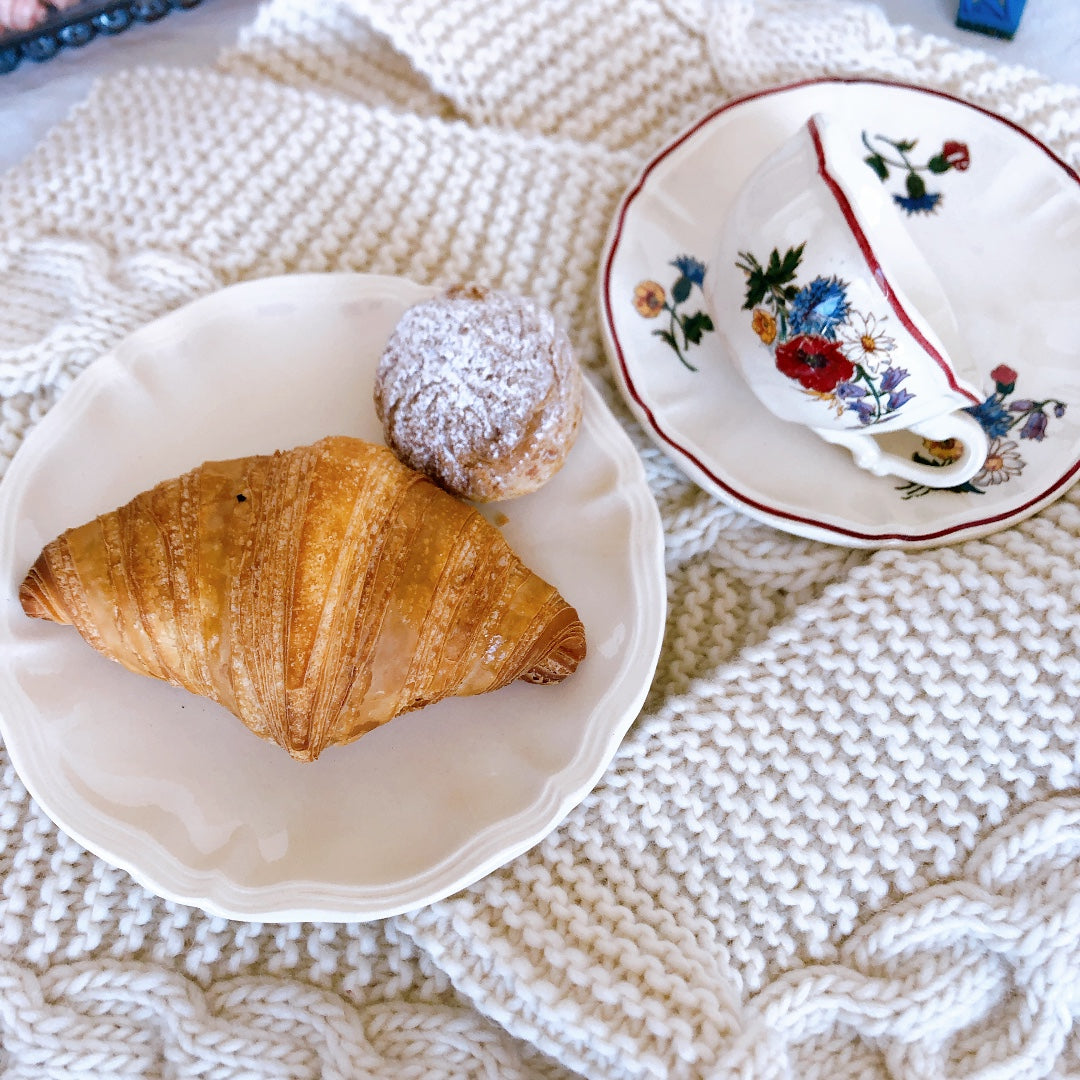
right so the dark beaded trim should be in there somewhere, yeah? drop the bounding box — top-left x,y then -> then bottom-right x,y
1,0 -> 204,74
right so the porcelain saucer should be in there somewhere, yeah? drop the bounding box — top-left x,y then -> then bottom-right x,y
599,78 -> 1080,548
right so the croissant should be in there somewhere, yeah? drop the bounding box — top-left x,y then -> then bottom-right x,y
19,436 -> 586,762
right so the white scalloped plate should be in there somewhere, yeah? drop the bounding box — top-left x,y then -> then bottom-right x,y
600,79 -> 1080,547
0,273 -> 665,922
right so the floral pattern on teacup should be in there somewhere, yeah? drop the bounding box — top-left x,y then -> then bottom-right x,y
862,131 -> 971,215
632,255 -> 714,371
898,365 -> 1068,499
736,242 -> 912,426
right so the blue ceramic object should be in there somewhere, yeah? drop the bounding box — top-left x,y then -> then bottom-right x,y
955,0 -> 1028,39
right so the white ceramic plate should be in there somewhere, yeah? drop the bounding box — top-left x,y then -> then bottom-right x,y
0,273 -> 665,922
600,78 -> 1080,548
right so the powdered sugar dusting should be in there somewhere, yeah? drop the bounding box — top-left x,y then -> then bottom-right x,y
374,286 -> 582,500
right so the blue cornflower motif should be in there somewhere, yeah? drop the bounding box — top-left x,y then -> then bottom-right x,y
789,276 -> 849,339
879,366 -> 909,393
966,395 -> 1012,438
670,256 -> 706,287
892,192 -> 942,215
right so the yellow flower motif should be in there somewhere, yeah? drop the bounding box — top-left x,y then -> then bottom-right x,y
751,308 -> 777,345
921,437 -> 964,463
633,281 -> 666,318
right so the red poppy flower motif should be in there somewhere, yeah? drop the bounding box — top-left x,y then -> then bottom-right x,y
942,140 -> 971,171
990,364 -> 1017,386
775,334 -> 855,393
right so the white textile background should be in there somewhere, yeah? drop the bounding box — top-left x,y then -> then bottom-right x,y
1,1 -> 1080,1078
0,0 -> 1077,173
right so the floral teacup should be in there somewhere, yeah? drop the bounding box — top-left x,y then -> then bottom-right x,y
704,112 -> 989,487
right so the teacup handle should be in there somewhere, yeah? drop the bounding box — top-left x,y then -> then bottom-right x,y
814,411 -> 989,488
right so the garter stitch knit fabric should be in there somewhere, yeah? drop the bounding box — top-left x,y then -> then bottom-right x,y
2,1 -> 1080,1077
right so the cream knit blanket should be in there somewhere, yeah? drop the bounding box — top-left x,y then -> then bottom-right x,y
2,1 -> 1080,1077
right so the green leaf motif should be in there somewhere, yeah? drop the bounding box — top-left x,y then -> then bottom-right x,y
736,245 -> 804,312
864,153 -> 889,181
778,243 -> 805,279
906,172 -> 927,199
671,275 -> 692,304
681,311 -> 714,345
927,154 -> 951,174
743,279 -> 767,311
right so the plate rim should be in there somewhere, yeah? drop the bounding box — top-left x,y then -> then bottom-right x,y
0,272 -> 667,922
599,76 -> 1080,547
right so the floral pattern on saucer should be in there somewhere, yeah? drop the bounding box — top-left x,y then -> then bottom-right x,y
601,79 -> 1080,548
898,365 -> 1067,499
632,255 -> 714,371
862,131 -> 971,215
735,242 -> 912,425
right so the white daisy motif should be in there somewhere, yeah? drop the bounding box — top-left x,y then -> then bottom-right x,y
838,312 -> 896,371
971,438 -> 1025,487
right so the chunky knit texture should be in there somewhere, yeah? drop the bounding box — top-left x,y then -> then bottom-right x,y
2,1 -> 1080,1077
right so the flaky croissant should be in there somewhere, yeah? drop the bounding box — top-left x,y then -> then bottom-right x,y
19,436 -> 586,761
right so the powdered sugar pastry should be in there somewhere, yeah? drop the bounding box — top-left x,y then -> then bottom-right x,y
374,285 -> 583,502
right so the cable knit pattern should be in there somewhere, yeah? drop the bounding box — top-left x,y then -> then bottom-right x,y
1,2 -> 1080,1077
0,237 -> 221,397
0,957 -> 576,1079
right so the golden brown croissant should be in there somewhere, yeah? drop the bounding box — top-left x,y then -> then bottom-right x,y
19,436 -> 586,762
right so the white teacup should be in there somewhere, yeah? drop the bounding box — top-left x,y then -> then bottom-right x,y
705,112 -> 988,487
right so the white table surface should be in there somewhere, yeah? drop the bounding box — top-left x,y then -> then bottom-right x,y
0,0 -> 1076,175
